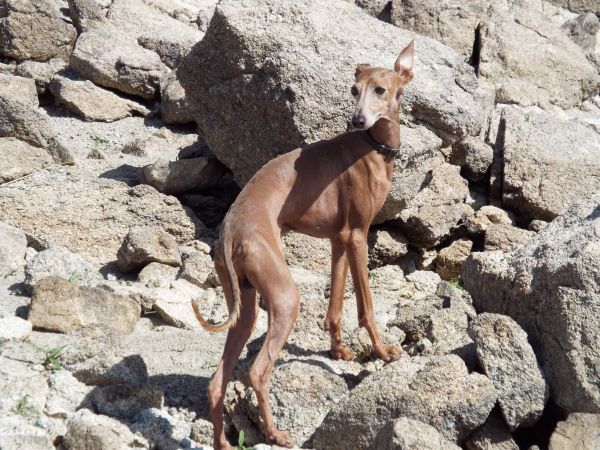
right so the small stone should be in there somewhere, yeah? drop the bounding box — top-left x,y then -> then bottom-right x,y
369,417 -> 461,450
63,409 -> 137,450
435,239 -> 473,281
117,226 -> 182,273
484,224 -> 534,252
0,317 -> 32,341
0,221 -> 27,272
368,228 -> 409,269
465,413 -> 519,450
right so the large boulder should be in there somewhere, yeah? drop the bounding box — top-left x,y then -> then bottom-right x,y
498,107 -> 600,222
0,0 -> 77,62
462,193 -> 600,412
369,417 -> 462,450
468,313 -> 548,430
477,1 -> 599,109
0,138 -> 53,184
29,276 -> 141,334
549,413 -> 600,450
312,355 -> 496,448
0,168 -> 207,267
177,0 -> 485,185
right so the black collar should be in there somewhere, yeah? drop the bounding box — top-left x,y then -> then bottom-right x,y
361,130 -> 401,159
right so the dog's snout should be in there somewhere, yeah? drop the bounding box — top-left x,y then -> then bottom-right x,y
352,115 -> 366,129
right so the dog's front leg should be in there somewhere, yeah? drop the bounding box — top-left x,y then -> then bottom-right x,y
345,229 -> 403,362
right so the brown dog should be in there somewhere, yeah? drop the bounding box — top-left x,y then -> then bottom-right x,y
192,40 -> 415,449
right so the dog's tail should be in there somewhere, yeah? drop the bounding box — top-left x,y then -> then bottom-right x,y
191,224 -> 241,333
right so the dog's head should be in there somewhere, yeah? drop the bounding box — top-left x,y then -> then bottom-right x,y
351,40 -> 414,130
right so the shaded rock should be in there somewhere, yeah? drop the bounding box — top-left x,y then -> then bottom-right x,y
0,171 -> 207,268
465,413 -> 519,450
367,228 -> 409,269
0,221 -> 27,272
469,313 -> 548,430
0,317 -> 32,340
397,159 -> 473,247
138,156 -> 226,195
49,71 -> 151,122
435,239 -> 473,281
462,194 -> 600,413
117,226 -> 182,273
0,138 -> 53,184
24,246 -> 101,291
484,223 -> 535,252
15,58 -> 66,94
89,384 -> 164,420
0,74 -> 38,106
63,409 -> 137,450
499,107 -> 600,222
313,355 -> 496,448
562,13 -> 599,54
70,29 -> 169,99
391,0 -> 491,57
0,356 -> 48,416
369,417 -> 462,450
549,413 -> 600,450
0,416 -> 53,450
178,0 -> 484,185
0,0 -> 77,62
528,219 -> 549,232
29,277 -> 140,334
451,137 -> 493,182
478,2 -> 599,109
45,370 -> 91,418
227,360 -> 349,447
160,71 -> 194,124
129,407 -> 192,449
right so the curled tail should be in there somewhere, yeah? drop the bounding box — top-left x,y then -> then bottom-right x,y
191,225 -> 241,333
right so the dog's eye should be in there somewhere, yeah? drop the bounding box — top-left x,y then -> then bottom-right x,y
351,86 -> 358,96
374,86 -> 386,95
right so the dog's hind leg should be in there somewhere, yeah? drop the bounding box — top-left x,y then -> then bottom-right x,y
324,237 -> 355,360
245,240 -> 299,448
208,261 -> 258,450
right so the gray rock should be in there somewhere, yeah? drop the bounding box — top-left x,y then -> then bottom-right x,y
347,0 -> 391,20
151,279 -> 211,329
0,74 -> 38,106
29,277 -> 140,334
138,156 -> 226,195
45,370 -> 91,418
390,0 -> 491,57
450,137 -> 493,182
49,71 -> 151,122
462,193 -> 600,413
129,407 -> 192,449
435,239 -> 473,281
138,262 -> 179,288
67,0 -> 111,32
528,219 -> 549,232
0,417 -> 53,450
546,0 -> 600,17
14,59 -> 66,94
0,317 -> 32,341
562,13 -> 599,54
467,205 -> 516,234
484,223 -> 535,252
63,409 -> 137,450
0,169 -> 208,268
499,107 -> 600,222
0,356 -> 48,417
177,0 -> 484,185
367,228 -> 409,269
89,384 -> 164,420
282,232 -> 332,273
313,355 -> 496,448
25,246 -> 101,291
396,159 -> 473,247
0,221 -> 27,272
179,242 -> 216,288
70,29 -> 169,99
160,71 -> 194,124
117,226 -> 182,273
468,313 -> 548,430
0,0 -> 77,62
478,2 -> 599,109
465,413 -> 519,450
549,413 -> 600,450
0,138 -> 53,184
369,417 -> 462,450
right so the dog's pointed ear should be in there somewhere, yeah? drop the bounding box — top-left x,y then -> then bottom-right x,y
394,39 -> 414,75
355,63 -> 371,78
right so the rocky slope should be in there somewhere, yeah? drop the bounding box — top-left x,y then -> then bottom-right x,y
1,0 -> 600,449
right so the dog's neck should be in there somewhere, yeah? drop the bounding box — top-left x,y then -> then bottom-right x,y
368,113 -> 400,151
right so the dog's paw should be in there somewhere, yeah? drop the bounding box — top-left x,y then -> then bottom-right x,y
329,345 -> 355,361
374,344 -> 404,362
267,429 -> 294,448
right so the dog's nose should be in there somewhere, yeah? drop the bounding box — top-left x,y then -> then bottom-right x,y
352,115 -> 366,129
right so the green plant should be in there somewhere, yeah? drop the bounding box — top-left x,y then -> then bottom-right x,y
90,134 -> 109,146
448,277 -> 464,291
27,341 -> 65,371
3,268 -> 16,279
13,395 -> 36,416
9,286 -> 24,296
68,271 -> 77,283
237,430 -> 254,450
